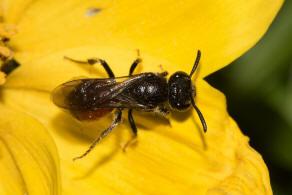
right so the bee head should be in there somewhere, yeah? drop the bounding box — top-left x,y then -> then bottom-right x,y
168,71 -> 193,111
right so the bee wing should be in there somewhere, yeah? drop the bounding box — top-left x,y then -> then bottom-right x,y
51,74 -> 149,110
97,95 -> 149,109
51,78 -> 116,109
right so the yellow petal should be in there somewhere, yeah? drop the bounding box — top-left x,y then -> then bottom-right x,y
1,0 -> 283,78
0,0 -> 283,194
0,71 -> 5,84
0,104 -> 61,195
1,53 -> 272,194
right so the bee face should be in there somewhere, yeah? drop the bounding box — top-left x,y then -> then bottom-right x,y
168,71 -> 192,111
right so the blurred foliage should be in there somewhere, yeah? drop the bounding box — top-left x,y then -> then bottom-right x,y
206,1 -> 292,195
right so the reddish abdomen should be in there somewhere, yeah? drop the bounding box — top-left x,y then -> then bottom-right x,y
71,109 -> 113,121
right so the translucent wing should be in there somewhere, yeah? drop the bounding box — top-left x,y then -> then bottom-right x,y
51,74 -> 150,111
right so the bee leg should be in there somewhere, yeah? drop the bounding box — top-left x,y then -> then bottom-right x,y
129,50 -> 142,76
64,56 -> 115,78
122,109 -> 138,152
122,50 -> 141,152
157,71 -> 168,77
158,64 -> 165,72
73,109 -> 122,161
155,106 -> 171,127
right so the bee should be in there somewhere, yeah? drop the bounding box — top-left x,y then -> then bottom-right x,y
52,50 -> 207,160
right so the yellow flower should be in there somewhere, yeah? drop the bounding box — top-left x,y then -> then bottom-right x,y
0,0 -> 283,194
0,11 -> 17,85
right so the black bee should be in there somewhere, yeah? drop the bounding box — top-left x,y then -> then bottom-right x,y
52,50 -> 207,160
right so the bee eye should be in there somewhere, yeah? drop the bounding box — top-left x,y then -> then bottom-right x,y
168,71 -> 192,111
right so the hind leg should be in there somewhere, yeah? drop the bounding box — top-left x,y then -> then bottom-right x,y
73,109 -> 122,161
64,56 -> 115,78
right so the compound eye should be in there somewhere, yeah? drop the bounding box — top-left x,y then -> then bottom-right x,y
168,71 -> 192,111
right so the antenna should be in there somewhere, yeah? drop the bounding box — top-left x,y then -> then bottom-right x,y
189,50 -> 201,78
191,96 -> 207,133
189,50 -> 207,133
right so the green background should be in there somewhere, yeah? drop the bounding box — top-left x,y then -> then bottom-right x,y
207,1 -> 292,194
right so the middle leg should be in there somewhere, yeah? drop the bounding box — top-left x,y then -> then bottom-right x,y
129,50 -> 142,76
123,109 -> 138,152
123,51 -> 142,151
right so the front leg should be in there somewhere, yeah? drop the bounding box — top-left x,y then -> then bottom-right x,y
155,106 -> 171,127
155,106 -> 169,115
156,71 -> 168,77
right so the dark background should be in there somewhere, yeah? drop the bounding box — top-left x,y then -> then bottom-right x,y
206,1 -> 292,194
